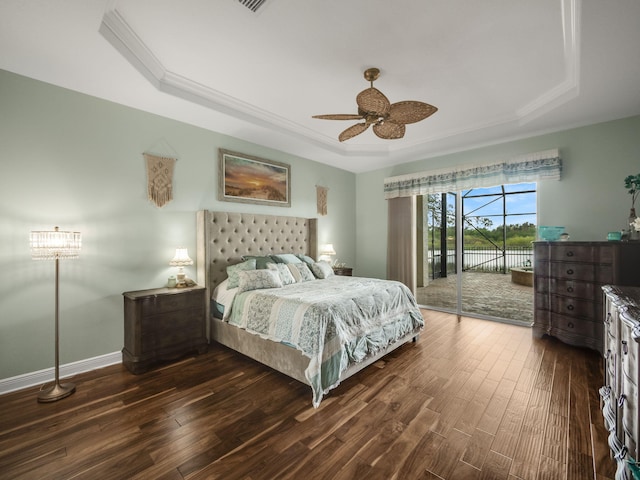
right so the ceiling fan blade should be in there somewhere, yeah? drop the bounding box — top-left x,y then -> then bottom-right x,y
338,123 -> 370,142
373,121 -> 405,140
388,101 -> 438,124
312,114 -> 364,120
356,87 -> 390,116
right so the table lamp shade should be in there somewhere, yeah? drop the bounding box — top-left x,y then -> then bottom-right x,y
319,244 -> 336,256
169,248 -> 193,266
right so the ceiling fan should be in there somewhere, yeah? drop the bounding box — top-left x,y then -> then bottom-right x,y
313,67 -> 438,142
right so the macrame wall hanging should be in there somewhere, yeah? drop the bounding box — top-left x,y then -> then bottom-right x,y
143,140 -> 179,208
316,185 -> 328,216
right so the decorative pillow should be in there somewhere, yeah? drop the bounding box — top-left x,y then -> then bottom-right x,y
296,254 -> 316,266
267,262 -> 296,285
241,255 -> 274,269
287,262 -> 316,282
226,258 -> 257,288
311,261 -> 335,279
271,253 -> 302,264
237,269 -> 283,293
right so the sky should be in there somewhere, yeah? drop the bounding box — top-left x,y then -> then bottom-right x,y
462,182 -> 537,227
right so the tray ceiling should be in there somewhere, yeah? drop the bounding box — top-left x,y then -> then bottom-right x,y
1,0 -> 639,172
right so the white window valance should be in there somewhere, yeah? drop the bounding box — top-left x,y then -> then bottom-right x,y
384,149 -> 562,199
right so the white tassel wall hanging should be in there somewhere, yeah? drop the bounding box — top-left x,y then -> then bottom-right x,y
316,185 -> 328,216
143,139 -> 179,208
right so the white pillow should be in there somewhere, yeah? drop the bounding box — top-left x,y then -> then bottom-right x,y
311,262 -> 335,279
267,262 -> 296,285
287,262 -> 316,282
237,269 -> 283,293
226,258 -> 257,288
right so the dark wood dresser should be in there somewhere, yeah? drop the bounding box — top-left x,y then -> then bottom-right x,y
533,241 -> 640,354
122,286 -> 207,374
600,285 -> 640,478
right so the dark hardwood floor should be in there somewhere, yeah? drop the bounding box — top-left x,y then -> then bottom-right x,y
0,310 -> 615,480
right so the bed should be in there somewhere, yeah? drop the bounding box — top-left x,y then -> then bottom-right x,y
196,210 -> 424,407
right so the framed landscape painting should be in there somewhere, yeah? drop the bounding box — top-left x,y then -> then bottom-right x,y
218,149 -> 291,207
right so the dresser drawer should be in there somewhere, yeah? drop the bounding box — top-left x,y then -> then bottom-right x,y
605,330 -> 618,364
549,262 -> 612,282
621,324 -> 639,382
548,314 -> 601,339
549,245 -> 596,262
549,279 -> 599,300
548,244 -> 613,263
622,374 -> 639,457
549,294 -> 598,318
604,303 -> 620,341
604,351 -> 616,390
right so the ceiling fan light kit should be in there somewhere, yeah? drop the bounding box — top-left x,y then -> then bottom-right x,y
313,68 -> 437,142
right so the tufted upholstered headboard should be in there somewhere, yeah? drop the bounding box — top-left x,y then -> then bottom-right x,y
196,210 -> 318,301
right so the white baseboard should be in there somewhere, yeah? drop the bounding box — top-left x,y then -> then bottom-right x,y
0,351 -> 122,396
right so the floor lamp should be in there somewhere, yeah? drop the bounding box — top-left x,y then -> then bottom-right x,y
30,226 -> 82,403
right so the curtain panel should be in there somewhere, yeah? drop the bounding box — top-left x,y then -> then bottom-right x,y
387,196 -> 416,293
383,149 -> 561,199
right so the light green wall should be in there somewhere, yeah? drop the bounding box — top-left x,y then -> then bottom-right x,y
356,115 -> 640,279
2,67 -> 638,382
0,70 -> 356,380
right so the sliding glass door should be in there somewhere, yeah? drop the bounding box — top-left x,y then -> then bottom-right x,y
415,183 -> 536,325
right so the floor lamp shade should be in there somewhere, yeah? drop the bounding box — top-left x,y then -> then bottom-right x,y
30,226 -> 81,403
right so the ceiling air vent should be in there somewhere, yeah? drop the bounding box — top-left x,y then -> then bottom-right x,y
238,0 -> 268,13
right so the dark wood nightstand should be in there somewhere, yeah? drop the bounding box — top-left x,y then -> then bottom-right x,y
122,286 -> 207,374
332,267 -> 353,276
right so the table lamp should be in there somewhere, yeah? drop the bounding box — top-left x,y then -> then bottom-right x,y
169,247 -> 193,287
318,244 -> 336,264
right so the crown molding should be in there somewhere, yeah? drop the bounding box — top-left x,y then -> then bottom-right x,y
99,0 -> 580,160
517,0 -> 581,123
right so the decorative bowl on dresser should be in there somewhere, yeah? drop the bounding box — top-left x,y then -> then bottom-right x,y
533,241 -> 640,354
122,286 -> 207,374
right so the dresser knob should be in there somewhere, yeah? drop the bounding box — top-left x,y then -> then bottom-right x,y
566,251 -> 574,257
568,322 -> 574,328
567,286 -> 574,293
567,304 -> 574,311
566,269 -> 574,275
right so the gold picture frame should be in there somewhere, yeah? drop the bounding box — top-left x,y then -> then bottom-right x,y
218,149 -> 291,207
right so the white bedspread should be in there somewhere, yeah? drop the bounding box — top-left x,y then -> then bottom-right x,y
226,276 -> 424,407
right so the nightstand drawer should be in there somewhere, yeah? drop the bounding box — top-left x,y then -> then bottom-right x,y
139,291 -> 201,315
140,306 -> 204,330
